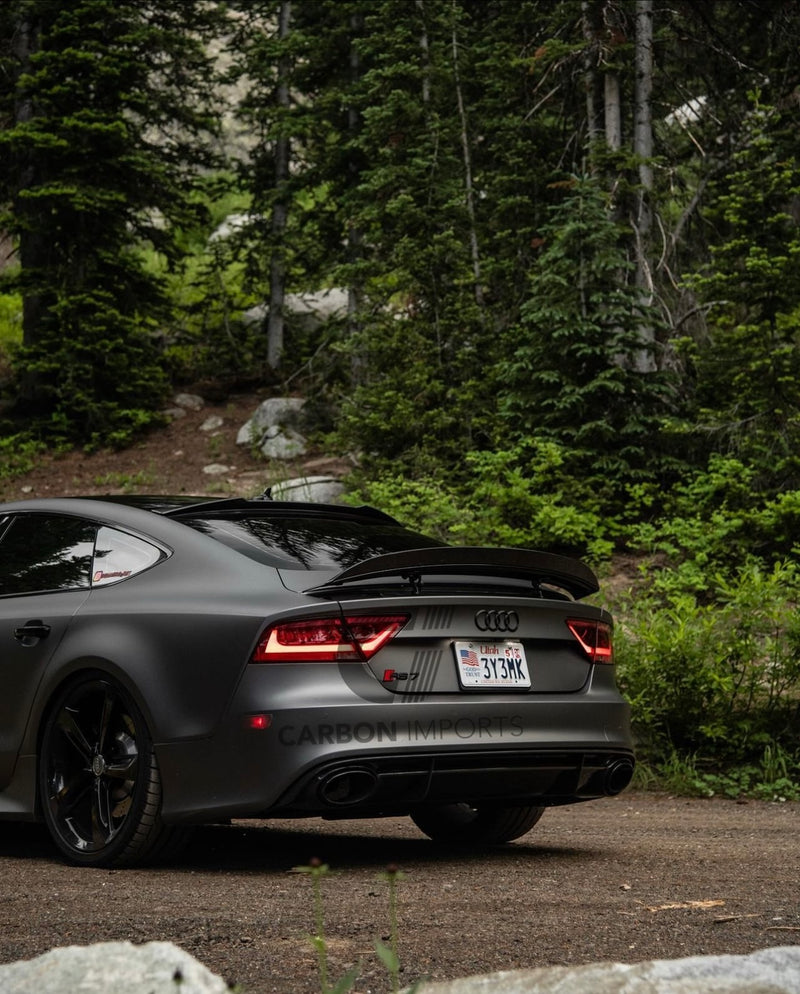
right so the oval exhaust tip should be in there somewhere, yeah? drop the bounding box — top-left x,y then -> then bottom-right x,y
605,759 -> 635,796
318,768 -> 379,807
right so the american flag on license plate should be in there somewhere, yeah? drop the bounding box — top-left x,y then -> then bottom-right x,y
459,647 -> 479,667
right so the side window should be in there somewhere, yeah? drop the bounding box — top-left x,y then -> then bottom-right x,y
92,527 -> 164,586
0,515 -> 96,596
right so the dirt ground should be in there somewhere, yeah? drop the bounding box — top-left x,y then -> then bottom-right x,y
0,793 -> 798,992
0,389 -> 349,504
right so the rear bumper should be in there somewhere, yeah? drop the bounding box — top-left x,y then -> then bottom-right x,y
269,747 -> 636,817
157,664 -> 634,823
158,697 -> 634,822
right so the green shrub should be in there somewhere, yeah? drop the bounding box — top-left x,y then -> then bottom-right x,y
347,439 -> 614,559
0,432 -> 46,481
614,559 -> 800,779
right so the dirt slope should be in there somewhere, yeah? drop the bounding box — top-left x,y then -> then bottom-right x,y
0,391 -> 349,503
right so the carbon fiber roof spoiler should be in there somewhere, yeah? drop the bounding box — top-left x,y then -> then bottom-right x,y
306,546 -> 599,600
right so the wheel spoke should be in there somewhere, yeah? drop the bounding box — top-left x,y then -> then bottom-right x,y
50,770 -> 93,818
104,754 -> 138,779
55,709 -> 94,764
93,778 -> 115,845
96,687 -> 115,755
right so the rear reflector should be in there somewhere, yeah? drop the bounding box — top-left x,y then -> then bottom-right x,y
252,615 -> 409,663
566,618 -> 614,664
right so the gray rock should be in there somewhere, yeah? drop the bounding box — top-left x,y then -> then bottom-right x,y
236,397 -> 306,448
412,947 -> 800,994
0,941 -> 230,994
200,415 -> 224,432
173,393 -> 205,411
241,289 -> 347,334
284,288 -> 348,330
241,302 -> 267,328
202,463 -> 233,476
259,426 -> 307,460
269,475 -> 345,503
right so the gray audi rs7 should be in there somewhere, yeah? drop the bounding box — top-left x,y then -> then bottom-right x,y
0,494 -> 634,866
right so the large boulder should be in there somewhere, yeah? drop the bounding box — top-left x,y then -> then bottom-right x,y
269,475 -> 346,503
0,942 -> 229,994
236,397 -> 307,459
413,946 -> 800,994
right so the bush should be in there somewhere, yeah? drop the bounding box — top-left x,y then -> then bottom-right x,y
346,439 -> 614,559
613,559 -> 800,777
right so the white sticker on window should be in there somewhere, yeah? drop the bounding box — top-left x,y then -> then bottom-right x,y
92,527 -> 163,586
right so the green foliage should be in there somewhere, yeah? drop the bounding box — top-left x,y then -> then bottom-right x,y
684,99 -> 800,488
614,559 -> 800,773
347,438 -> 614,559
652,746 -> 800,803
0,290 -> 22,354
626,456 -> 800,581
499,175 -> 675,490
0,432 -> 46,481
0,0 -> 223,444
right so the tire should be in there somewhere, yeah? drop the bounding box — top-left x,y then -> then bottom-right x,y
38,673 -> 180,867
411,803 -> 545,845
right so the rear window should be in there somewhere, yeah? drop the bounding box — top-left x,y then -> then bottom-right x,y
181,513 -> 443,570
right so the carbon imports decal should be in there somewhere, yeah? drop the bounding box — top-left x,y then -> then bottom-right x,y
276,714 -> 523,746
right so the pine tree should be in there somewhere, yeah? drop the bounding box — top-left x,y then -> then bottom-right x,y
687,99 -> 800,488
0,0 -> 223,443
499,175 -> 672,486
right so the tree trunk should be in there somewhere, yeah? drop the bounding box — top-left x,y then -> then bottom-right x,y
604,72 -> 622,152
347,8 -> 365,381
582,0 -> 604,155
450,2 -> 484,313
633,0 -> 656,372
266,0 -> 292,370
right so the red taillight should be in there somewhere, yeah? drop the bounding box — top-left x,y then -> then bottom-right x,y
252,615 -> 409,663
566,618 -> 614,664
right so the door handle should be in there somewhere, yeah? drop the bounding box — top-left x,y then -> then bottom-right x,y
14,621 -> 51,643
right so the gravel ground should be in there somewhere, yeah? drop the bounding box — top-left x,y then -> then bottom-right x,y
0,792 -> 798,993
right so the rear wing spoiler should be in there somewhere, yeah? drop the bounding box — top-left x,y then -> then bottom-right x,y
305,546 -> 599,600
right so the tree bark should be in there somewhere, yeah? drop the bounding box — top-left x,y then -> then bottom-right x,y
451,3 -> 484,312
347,7 -> 365,379
633,0 -> 656,372
582,0 -> 604,155
266,0 -> 292,370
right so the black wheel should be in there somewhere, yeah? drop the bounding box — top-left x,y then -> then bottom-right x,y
39,673 -> 178,867
411,803 -> 545,845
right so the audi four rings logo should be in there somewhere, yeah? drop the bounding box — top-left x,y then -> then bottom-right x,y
474,609 -> 519,632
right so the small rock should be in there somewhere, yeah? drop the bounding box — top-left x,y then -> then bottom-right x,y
162,406 -> 187,420
200,416 -> 224,432
202,464 -> 233,476
173,393 -> 205,411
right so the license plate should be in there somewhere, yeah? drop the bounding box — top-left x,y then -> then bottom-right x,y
453,640 -> 531,689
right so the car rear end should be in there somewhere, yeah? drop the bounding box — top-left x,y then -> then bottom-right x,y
159,501 -> 634,828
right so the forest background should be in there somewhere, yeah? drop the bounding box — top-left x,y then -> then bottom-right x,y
1,0 -> 799,798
